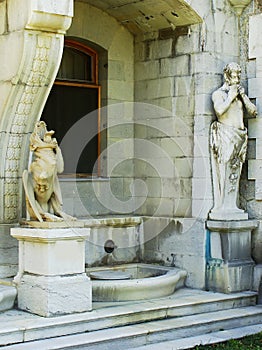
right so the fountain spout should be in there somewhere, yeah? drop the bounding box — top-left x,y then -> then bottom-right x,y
170,253 -> 176,267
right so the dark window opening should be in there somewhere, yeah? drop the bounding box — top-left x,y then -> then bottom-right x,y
41,39 -> 100,176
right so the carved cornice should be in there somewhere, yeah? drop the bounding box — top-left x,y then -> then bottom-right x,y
26,0 -> 73,34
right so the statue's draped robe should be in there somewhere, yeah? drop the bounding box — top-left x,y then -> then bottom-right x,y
210,121 -> 247,211
210,121 -> 247,165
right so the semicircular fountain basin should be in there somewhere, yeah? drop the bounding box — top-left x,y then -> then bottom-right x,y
86,263 -> 187,301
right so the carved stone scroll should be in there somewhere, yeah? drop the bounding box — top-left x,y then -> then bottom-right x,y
0,0 -> 73,223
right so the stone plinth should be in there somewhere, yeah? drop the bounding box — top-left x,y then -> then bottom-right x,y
0,224 -> 18,278
206,220 -> 258,293
11,224 -> 92,317
209,208 -> 248,221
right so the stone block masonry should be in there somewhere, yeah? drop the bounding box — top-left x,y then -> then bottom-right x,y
11,225 -> 92,317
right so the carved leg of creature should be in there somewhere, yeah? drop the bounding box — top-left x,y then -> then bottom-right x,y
34,200 -> 63,222
50,196 -> 76,222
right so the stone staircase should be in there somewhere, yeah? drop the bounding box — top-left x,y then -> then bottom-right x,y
0,288 -> 261,349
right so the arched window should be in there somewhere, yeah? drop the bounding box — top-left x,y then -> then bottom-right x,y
42,39 -> 101,176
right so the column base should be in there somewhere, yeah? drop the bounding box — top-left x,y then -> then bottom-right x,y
18,273 -> 92,317
206,219 -> 258,293
11,225 -> 91,317
207,260 -> 255,293
0,224 -> 18,278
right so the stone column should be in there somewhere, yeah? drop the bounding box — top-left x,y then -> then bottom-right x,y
11,224 -> 92,317
206,219 -> 258,293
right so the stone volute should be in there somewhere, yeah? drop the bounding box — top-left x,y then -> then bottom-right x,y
0,0 -> 73,224
228,0 -> 252,15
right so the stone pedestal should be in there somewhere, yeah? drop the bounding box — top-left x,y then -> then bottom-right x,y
11,223 -> 91,317
206,220 -> 258,293
0,224 -> 18,278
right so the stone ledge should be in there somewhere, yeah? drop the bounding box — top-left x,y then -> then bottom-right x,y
83,216 -> 142,228
20,220 -> 85,229
207,219 -> 259,232
11,227 -> 89,242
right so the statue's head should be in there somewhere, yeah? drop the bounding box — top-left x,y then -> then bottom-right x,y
35,121 -> 48,140
224,62 -> 241,86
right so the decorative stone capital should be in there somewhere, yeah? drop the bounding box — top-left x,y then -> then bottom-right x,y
206,219 -> 259,233
228,0 -> 252,16
26,0 -> 73,34
8,0 -> 73,33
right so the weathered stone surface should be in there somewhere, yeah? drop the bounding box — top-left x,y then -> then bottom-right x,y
17,274 -> 91,317
207,220 -> 258,293
11,226 -> 92,316
0,224 -> 18,278
11,227 -> 89,276
0,284 -> 17,312
85,225 -> 140,266
141,218 -> 206,289
249,14 -> 262,59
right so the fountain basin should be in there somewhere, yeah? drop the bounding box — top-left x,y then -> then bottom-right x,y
86,263 -> 187,301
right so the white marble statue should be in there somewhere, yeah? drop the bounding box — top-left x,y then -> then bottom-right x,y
209,62 -> 257,220
23,121 -> 76,222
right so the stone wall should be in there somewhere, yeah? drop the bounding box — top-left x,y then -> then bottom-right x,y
140,217 -> 207,289
62,1 -> 135,217
246,13 -> 262,264
134,31 -> 194,218
133,0 -> 240,219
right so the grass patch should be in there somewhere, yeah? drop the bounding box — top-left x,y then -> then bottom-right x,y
193,332 -> 262,349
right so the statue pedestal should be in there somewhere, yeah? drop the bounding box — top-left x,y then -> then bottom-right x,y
11,224 -> 91,317
206,220 -> 258,293
209,209 -> 248,221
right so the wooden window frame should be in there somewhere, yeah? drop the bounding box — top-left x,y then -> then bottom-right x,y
55,39 -> 101,177
59,39 -> 99,85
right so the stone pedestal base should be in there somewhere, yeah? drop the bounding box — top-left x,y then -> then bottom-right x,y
209,208 -> 248,221
0,224 -> 18,278
0,285 -> 17,312
206,220 -> 258,293
254,264 -> 262,304
18,274 -> 91,317
11,224 -> 92,317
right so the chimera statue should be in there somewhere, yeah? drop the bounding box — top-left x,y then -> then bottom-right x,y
23,121 -> 76,222
209,62 -> 257,220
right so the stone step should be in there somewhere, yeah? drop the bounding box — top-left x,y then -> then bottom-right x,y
130,324 -> 262,350
0,306 -> 261,349
0,289 -> 257,346
0,284 -> 17,312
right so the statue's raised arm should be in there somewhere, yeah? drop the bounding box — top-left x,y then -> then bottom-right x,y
23,121 -> 76,222
209,62 -> 257,221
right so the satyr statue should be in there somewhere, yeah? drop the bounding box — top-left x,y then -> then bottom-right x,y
209,62 -> 257,220
23,121 -> 76,222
